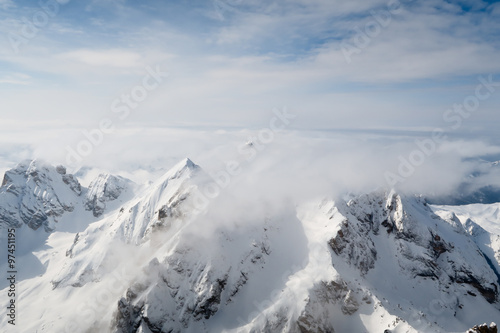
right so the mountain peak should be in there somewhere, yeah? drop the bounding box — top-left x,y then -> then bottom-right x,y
163,157 -> 199,181
177,157 -> 197,171
3,159 -> 500,332
84,173 -> 133,217
0,159 -> 82,231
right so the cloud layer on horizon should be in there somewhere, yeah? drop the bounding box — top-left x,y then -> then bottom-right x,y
1,126 -> 500,204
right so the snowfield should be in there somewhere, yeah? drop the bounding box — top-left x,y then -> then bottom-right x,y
1,159 -> 499,333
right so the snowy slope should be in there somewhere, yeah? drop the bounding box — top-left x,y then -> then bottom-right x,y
1,159 -> 499,333
432,203 -> 500,297
0,160 -> 82,232
0,159 -> 135,292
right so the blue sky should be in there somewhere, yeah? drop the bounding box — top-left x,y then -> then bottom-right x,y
1,0 -> 500,133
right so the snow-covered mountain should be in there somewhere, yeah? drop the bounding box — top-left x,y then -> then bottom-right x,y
0,160 -> 134,232
0,160 -> 82,232
84,173 -> 133,218
1,159 -> 499,333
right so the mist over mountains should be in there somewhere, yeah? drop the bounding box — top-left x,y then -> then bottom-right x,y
1,146 -> 499,332
2,0 -> 500,331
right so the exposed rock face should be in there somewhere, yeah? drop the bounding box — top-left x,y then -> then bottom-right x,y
111,239 -> 271,333
328,191 -> 499,305
328,219 -> 377,276
297,279 -> 357,333
84,174 -> 131,217
57,165 -> 82,194
0,160 -> 82,231
4,158 -> 500,333
467,322 -> 498,333
107,190 -> 500,333
114,282 -> 148,333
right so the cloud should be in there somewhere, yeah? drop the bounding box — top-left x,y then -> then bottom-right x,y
1,124 -> 498,204
58,49 -> 143,68
0,0 -> 14,10
0,0 -> 498,140
0,72 -> 31,85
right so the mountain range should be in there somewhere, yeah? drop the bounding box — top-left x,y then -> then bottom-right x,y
1,159 -> 499,333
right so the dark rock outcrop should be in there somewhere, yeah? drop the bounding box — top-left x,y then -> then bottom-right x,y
84,174 -> 131,217
0,160 -> 82,231
467,322 -> 498,333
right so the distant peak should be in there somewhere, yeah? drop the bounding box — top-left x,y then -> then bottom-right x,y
14,158 -> 42,170
174,158 -> 199,171
5,159 -> 53,179
163,158 -> 200,181
182,158 -> 196,169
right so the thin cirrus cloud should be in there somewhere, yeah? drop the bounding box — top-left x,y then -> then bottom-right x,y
0,0 -> 14,10
58,49 -> 143,68
0,72 -> 31,85
0,0 -> 499,139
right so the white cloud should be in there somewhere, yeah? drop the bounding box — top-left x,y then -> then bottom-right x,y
0,72 -> 31,85
0,0 -> 498,134
1,126 -> 498,202
58,49 -> 143,68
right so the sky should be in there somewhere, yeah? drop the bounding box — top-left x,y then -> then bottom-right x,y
1,0 -> 499,129
1,0 -> 500,195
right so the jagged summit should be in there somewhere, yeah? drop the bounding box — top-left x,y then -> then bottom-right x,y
161,157 -> 199,181
49,158 -> 205,290
0,159 -> 135,232
85,174 -> 133,217
182,157 -> 197,169
0,158 -> 198,233
1,161 -> 500,332
0,159 -> 82,231
332,191 -> 499,302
